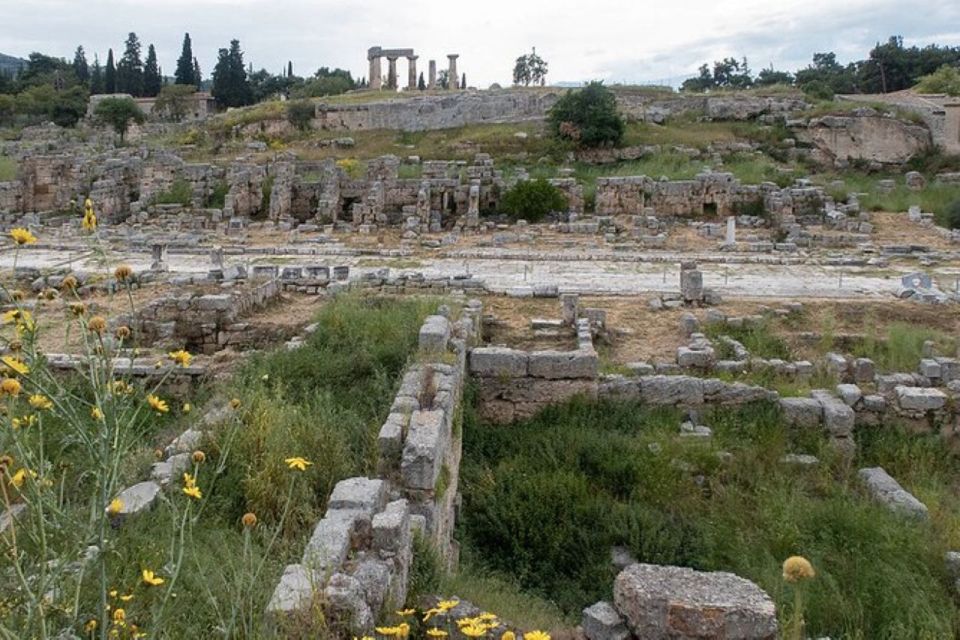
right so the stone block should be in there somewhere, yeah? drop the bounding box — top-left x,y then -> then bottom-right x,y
111,481 -> 161,517
895,386 -> 947,412
582,601 -> 630,640
372,499 -> 411,554
677,346 -> 715,369
302,509 -> 360,570
836,384 -> 862,408
528,350 -> 598,379
325,573 -> 374,635
639,376 -> 704,406
779,397 -> 822,428
266,563 -> 315,615
613,563 -> 777,640
401,410 -> 445,490
419,315 -> 451,352
328,478 -> 386,514
852,357 -> 875,383
469,347 -> 528,377
812,392 -> 855,437
377,412 -> 408,466
858,467 -> 928,519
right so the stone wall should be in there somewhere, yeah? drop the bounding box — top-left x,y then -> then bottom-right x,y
266,302 -> 483,633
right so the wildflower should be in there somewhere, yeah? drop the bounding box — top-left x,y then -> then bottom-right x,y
60,275 -> 78,291
229,398 -> 241,409
183,485 -> 202,500
398,623 -> 410,637
85,619 -> 97,633
147,394 -> 169,414
437,600 -> 460,611
524,632 -> 550,640
375,627 -> 400,637
29,394 -> 53,410
0,378 -> 22,397
91,407 -> 104,421
285,456 -> 312,471
10,228 -> 37,245
112,608 -> 125,623
2,355 -> 29,376
112,380 -> 134,395
460,625 -> 487,638
501,633 -> 516,640
12,414 -> 37,429
82,208 -> 97,231
115,325 -> 131,340
397,608 -> 416,617
426,630 -> 448,638
114,265 -> 133,282
87,316 -> 107,334
109,589 -> 118,598
119,593 -> 134,602
182,403 -> 192,413
41,287 -> 58,301
782,556 -> 816,583
0,454 -> 12,471
142,569 -> 165,586
70,302 -> 86,317
242,512 -> 257,528
107,498 -> 124,515
422,607 -> 441,622
154,449 -> 164,459
478,613 -> 498,622
11,468 -> 35,488
192,450 -> 205,464
168,349 -> 192,367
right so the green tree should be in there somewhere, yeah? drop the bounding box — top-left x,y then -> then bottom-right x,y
418,72 -> 426,90
286,100 -> 314,131
681,64 -> 714,92
287,61 -> 293,78
548,81 -> 624,148
795,52 -> 857,95
513,48 -> 548,86
50,85 -> 89,127
461,72 -> 466,89
72,46 -> 89,86
193,58 -> 202,87
90,54 -> 104,94
94,96 -> 145,141
0,94 -> 15,125
153,83 -> 195,121
105,48 -> 116,93
211,39 -> 253,108
116,32 -> 143,96
143,44 -> 162,97
755,67 -> 794,86
915,65 -> 960,96
500,179 -> 568,221
175,33 -> 196,86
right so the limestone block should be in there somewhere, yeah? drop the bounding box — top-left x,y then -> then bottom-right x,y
266,563 -> 315,614
302,509 -> 361,570
677,346 -> 715,369
419,315 -> 451,352
582,601 -> 630,640
324,573 -> 374,635
779,398 -> 823,428
639,376 -> 704,406
895,386 -> 947,412
401,410 -> 445,490
858,467 -> 928,519
919,358 -> 942,379
469,347 -> 528,377
372,499 -> 411,554
377,412 -> 409,466
477,377 -> 598,405
528,350 -> 598,379
836,384 -> 863,408
613,563 -> 777,640
812,392 -> 855,437
328,478 -> 386,514
352,559 -> 392,614
111,481 -> 161,516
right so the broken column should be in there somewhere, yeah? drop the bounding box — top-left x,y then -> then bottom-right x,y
447,54 -> 459,89
407,56 -> 418,90
725,216 -> 736,245
561,293 -> 580,326
680,262 -> 703,304
466,183 -> 480,228
428,60 -> 437,89
151,244 -> 168,272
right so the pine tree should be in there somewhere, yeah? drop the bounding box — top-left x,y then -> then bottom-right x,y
175,33 -> 196,86
193,58 -> 202,88
211,39 -> 253,108
461,72 -> 466,89
91,54 -> 104,94
72,46 -> 89,86
105,49 -> 116,93
143,44 -> 162,97
418,72 -> 425,90
117,32 -> 143,96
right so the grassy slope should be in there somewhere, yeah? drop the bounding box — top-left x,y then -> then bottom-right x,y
459,397 -> 960,638
0,156 -> 16,181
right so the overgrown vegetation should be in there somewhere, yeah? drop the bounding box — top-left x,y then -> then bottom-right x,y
0,156 -> 16,181
850,322 -> 956,373
499,178 -> 568,221
150,178 -> 193,206
460,397 -> 960,637
548,81 -> 624,148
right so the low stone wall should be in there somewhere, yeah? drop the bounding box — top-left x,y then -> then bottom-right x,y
266,301 -> 483,633
129,279 -> 281,352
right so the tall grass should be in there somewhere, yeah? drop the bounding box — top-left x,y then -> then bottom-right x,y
459,397 -> 960,638
850,322 -> 956,373
0,156 -> 17,181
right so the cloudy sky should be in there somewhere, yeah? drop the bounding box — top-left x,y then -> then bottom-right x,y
2,0 -> 959,87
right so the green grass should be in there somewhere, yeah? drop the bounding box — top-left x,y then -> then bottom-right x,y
849,322 -> 957,373
460,397 -> 960,638
150,178 -> 193,207
0,156 -> 17,181
705,319 -> 793,360
812,171 -> 960,223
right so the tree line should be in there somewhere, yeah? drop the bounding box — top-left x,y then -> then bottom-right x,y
681,36 -> 960,98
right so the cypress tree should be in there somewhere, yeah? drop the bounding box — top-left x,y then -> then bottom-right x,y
72,46 -> 89,85
418,72 -> 425,90
461,72 -> 466,89
117,32 -> 143,96
287,61 -> 293,78
143,44 -> 161,97
212,39 -> 253,108
90,54 -> 104,94
193,58 -> 202,88
105,49 -> 116,93
175,33 -> 196,85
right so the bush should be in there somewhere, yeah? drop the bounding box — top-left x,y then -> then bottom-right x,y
286,100 -> 315,131
801,80 -> 835,101
93,96 -> 146,142
548,81 -> 625,148
151,178 -> 193,206
947,200 -> 960,230
499,178 -> 568,222
915,65 -> 960,96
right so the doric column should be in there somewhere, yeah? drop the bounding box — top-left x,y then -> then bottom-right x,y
368,47 -> 383,90
407,55 -> 418,90
447,54 -> 459,89
428,60 -> 437,89
387,56 -> 399,90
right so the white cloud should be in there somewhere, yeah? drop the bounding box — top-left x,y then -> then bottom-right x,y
1,0 -> 957,87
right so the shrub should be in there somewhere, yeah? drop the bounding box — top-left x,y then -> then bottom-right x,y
93,96 -> 146,142
946,200 -> 960,230
499,178 -> 568,222
548,81 -> 625,148
206,180 -> 229,209
151,178 -> 193,206
915,65 -> 960,96
286,100 -> 315,131
801,80 -> 834,101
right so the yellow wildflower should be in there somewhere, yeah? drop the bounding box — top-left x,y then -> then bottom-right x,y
91,406 -> 104,421
11,468 -> 28,488
10,228 -> 37,245
501,632 -> 516,640
284,456 -> 312,471
112,380 -> 134,395
142,569 -> 164,586
375,627 -> 400,637
107,498 -> 124,515
2,356 -> 29,376
0,378 -> 22,396
426,630 -> 448,638
782,555 -> 816,583
29,394 -> 53,410
183,485 -> 202,500
147,394 -> 169,414
109,589 -> 118,598
69,302 -> 86,317
182,402 -> 192,413
460,625 -> 487,638
229,397 -> 241,409
119,593 -> 134,602
112,608 -> 125,623
12,414 -> 37,429
396,609 -> 416,617
437,599 -> 460,611
168,350 -> 192,367
524,632 -> 550,640
423,607 -> 441,622
115,325 -> 131,340
85,619 -> 97,633
82,209 -> 97,231
478,613 -> 498,621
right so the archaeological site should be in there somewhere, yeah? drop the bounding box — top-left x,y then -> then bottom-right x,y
4,15 -> 960,640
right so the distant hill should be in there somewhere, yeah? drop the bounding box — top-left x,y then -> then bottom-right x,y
0,52 -> 27,77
